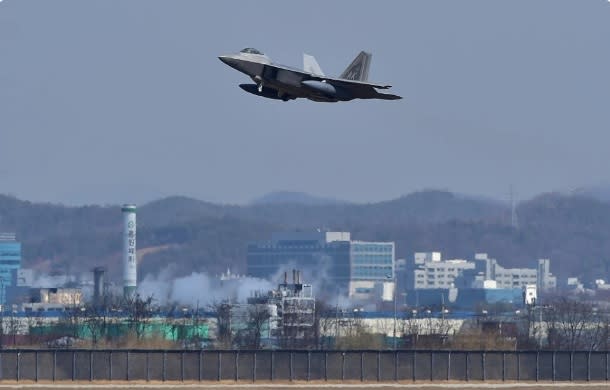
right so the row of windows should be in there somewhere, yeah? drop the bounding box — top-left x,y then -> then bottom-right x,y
0,252 -> 21,257
352,266 -> 392,279
351,244 -> 393,253
352,254 -> 392,265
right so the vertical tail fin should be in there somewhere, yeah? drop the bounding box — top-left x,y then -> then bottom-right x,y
303,53 -> 325,76
340,51 -> 372,81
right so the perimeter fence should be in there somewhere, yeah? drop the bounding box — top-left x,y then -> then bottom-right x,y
0,349 -> 608,382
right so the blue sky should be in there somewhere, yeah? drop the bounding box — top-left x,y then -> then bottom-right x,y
1,1 -> 610,205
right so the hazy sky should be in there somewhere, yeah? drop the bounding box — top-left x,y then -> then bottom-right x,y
1,1 -> 610,205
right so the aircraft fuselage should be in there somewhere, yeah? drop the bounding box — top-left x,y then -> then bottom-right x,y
219,48 -> 401,102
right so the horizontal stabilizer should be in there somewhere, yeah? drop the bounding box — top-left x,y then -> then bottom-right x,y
303,53 -> 325,76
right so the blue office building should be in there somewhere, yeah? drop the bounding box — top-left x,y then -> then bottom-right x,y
0,233 -> 22,305
247,232 -> 394,299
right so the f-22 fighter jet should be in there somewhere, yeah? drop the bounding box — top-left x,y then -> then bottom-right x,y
219,48 -> 402,102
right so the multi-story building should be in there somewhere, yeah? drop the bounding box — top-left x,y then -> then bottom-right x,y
537,258 -> 557,291
247,232 -> 394,299
408,252 -> 475,289
0,233 -> 21,305
406,252 -> 556,293
475,253 -> 556,291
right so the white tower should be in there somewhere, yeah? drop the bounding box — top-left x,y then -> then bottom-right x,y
122,204 -> 137,298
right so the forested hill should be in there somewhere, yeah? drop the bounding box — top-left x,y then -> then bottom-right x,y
1,190 -> 609,285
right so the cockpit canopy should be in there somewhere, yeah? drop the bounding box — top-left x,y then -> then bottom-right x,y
240,48 -> 264,55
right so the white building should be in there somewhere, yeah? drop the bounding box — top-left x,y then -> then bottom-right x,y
408,252 -> 557,292
411,252 -> 475,289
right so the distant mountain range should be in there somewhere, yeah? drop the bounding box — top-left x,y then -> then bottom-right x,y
2,190 -> 610,288
250,191 -> 347,206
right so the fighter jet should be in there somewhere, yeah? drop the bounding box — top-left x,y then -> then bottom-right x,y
219,48 -> 401,102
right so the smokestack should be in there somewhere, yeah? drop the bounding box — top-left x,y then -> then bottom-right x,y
122,204 -> 137,298
292,269 -> 296,284
284,271 -> 287,285
93,266 -> 106,306
296,270 -> 300,284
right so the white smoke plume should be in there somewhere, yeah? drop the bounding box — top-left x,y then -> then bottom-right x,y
137,266 -> 274,307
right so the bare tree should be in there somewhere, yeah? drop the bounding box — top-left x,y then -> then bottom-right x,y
546,297 -> 607,351
210,301 -> 233,348
7,310 -> 21,346
125,294 -> 154,341
236,304 -> 271,350
83,304 -> 110,347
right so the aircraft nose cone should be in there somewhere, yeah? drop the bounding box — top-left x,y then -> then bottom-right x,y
218,55 -> 236,66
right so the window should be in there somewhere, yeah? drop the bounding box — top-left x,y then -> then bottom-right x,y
240,48 -> 264,55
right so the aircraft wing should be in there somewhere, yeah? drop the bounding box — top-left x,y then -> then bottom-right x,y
270,63 -> 392,89
311,76 -> 393,90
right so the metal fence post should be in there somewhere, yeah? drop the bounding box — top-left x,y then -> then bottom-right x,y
146,351 -> 150,382
35,351 -> 38,382
290,352 -> 294,382
372,351 -> 381,382
430,352 -> 434,381
324,352 -> 327,382
341,352 -> 345,381
71,351 -> 75,381
53,350 -> 56,382
360,351 -> 364,382
394,351 -> 398,382
607,352 -> 609,382
517,351 -> 520,381
412,351 -> 416,382
307,351 -> 310,382
482,351 -> 486,381
199,351 -> 203,382
465,351 -> 469,382
253,351 -> 257,382
216,352 -> 220,382
180,351 -> 185,381
17,351 -> 20,382
536,351 -> 540,382
270,351 -> 274,381
447,350 -> 451,380
90,350 -> 93,381
126,351 -> 130,381
502,352 -> 505,382
109,351 -> 112,381
163,351 -> 167,382
570,351 -> 573,381
551,350 -> 556,382
587,351 -> 591,382
235,351 -> 239,381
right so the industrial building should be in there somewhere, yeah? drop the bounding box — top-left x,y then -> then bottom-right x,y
404,252 -> 556,292
0,233 -> 21,305
247,232 -> 394,299
399,252 -> 556,309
